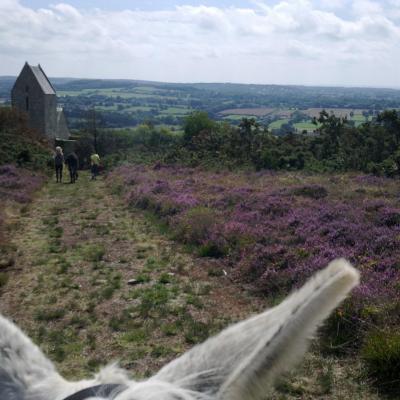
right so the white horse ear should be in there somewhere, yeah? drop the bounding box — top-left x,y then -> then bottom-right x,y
155,259 -> 359,400
0,314 -> 66,400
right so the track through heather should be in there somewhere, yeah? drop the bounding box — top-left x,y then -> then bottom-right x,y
0,172 -> 379,399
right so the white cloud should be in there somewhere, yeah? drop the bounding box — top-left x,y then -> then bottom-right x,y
318,0 -> 347,9
352,0 -> 383,15
0,0 -> 400,87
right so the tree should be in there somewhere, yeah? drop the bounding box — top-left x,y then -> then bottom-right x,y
183,111 -> 215,144
86,108 -> 98,153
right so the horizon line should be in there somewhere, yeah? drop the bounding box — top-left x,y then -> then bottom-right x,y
1,74 -> 400,91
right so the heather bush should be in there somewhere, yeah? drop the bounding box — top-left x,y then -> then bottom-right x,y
0,164 -> 46,246
291,184 -> 328,199
0,165 -> 45,203
172,207 -> 218,245
109,165 -> 400,357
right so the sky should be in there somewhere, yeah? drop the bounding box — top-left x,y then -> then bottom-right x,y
1,0 -> 400,87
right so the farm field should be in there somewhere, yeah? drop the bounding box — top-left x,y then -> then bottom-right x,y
219,106 -> 375,132
293,121 -> 319,131
269,118 -> 290,129
222,114 -> 257,120
219,107 -> 277,116
0,168 -> 388,398
2,76 -> 399,130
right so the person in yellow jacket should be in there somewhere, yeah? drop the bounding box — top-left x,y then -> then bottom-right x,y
90,152 -> 101,180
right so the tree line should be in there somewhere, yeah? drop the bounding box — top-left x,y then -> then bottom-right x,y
3,105 -> 400,177
170,109 -> 400,175
77,109 -> 400,176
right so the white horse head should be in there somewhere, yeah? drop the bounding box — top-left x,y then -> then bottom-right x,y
0,259 -> 359,400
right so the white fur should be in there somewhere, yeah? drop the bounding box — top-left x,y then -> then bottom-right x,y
0,259 -> 359,400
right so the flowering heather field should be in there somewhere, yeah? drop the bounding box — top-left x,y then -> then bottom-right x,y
109,165 -> 400,343
0,164 -> 45,243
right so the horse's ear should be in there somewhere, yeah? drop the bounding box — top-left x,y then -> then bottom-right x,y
0,314 -> 66,399
155,259 -> 359,400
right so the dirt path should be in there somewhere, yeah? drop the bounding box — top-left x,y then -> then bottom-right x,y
0,172 -> 262,379
0,172 -> 380,399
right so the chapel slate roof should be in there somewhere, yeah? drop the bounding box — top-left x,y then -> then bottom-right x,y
29,64 -> 56,95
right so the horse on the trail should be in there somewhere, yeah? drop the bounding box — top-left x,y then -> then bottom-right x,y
0,259 -> 359,400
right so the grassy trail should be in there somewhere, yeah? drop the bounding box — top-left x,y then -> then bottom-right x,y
0,172 -> 260,379
0,172 -> 380,398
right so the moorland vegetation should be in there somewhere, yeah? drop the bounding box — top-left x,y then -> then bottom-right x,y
98,108 -> 400,394
1,102 -> 400,395
83,108 -> 400,179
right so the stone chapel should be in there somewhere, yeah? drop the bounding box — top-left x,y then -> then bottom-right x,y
11,62 -> 70,140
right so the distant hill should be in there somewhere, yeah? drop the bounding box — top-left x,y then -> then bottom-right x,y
2,75 -> 400,104
3,75 -> 400,130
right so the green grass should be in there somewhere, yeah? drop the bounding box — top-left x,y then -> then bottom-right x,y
0,272 -> 9,288
293,121 -> 318,131
350,114 -> 373,127
35,308 -> 66,321
362,330 -> 400,394
351,114 -> 368,122
160,107 -> 192,115
269,118 -> 290,129
80,243 -> 106,262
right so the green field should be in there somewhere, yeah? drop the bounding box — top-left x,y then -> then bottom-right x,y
350,114 -> 373,127
52,80 -> 388,131
269,119 -> 290,129
124,106 -> 153,112
160,107 -> 191,116
223,114 -> 256,121
293,121 -> 318,131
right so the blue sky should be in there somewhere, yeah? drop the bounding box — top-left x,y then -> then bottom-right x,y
2,0 -> 400,87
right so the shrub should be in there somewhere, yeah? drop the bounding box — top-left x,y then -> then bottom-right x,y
0,272 -> 9,288
173,207 -> 217,245
81,243 -> 106,262
198,242 -> 226,258
319,302 -> 364,355
184,319 -> 210,344
291,184 -> 328,199
109,164 -> 400,351
34,308 -> 65,321
362,329 -> 400,394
